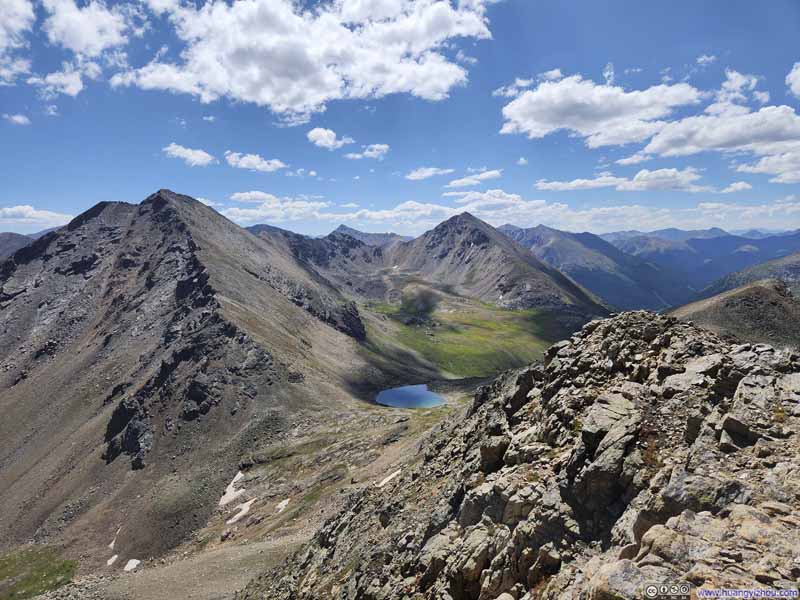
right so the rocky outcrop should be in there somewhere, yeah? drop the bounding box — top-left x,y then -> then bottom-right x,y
242,312 -> 800,599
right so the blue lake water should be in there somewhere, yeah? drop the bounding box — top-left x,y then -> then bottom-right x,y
375,384 -> 445,409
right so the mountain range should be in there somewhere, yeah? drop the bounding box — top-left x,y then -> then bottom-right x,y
1,190 -> 799,599
498,224 -> 694,309
610,230 -> 800,290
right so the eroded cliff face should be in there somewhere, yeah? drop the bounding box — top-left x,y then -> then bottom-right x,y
243,312 -> 800,599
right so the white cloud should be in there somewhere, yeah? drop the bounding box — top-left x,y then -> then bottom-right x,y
0,204 -> 73,228
224,191 -> 329,222
44,104 -> 59,116
455,49 -> 477,65
307,127 -> 354,150
696,54 -> 717,66
540,68 -> 563,81
787,63 -> 800,99
500,74 -> 702,147
2,113 -> 30,125
753,90 -> 770,104
704,69 -> 760,116
202,115 -> 215,122
445,168 -> 502,188
602,62 -> 615,85
0,0 -> 34,84
27,60 -> 101,97
162,142 -> 216,167
615,151 -> 651,165
117,0 -> 492,121
406,167 -> 455,180
516,157 -> 528,166
340,202 -> 359,208
535,173 -> 626,191
536,167 -> 713,193
720,181 -> 752,193
644,105 -> 800,158
492,77 -> 534,98
345,143 -> 390,160
737,152 -> 800,184
41,0 -> 131,58
224,151 -> 287,173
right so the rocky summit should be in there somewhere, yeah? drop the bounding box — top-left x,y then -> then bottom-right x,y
243,312 -> 800,599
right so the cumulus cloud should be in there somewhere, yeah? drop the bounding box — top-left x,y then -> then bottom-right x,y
224,151 -> 287,173
644,105 -> 800,158
116,0 -> 493,122
27,60 -> 101,98
720,181 -> 752,193
406,167 -> 455,180
492,77 -> 534,98
737,152 -> 800,184
500,74 -> 702,147
0,0 -> 35,84
536,167 -> 735,193
224,191 -> 329,222
3,113 -> 30,125
696,54 -> 717,66
345,143 -> 390,160
788,63 -> 800,99
162,142 -> 216,167
307,127 -> 354,150
0,204 -> 73,228
445,168 -> 502,188
615,151 -> 651,165
516,157 -> 528,166
41,0 -> 132,58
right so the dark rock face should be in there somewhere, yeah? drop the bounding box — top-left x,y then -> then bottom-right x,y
243,312 -> 800,600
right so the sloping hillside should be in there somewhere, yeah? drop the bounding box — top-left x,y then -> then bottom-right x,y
0,190 -> 396,573
703,251 -> 800,297
671,279 -> 800,348
0,232 -> 32,258
499,224 -> 693,309
243,312 -> 800,599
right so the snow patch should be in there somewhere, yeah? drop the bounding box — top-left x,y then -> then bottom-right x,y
376,469 -> 401,488
276,499 -> 289,514
226,499 -> 255,524
107,555 -> 118,566
123,559 -> 140,572
220,471 -> 246,506
109,526 -> 122,550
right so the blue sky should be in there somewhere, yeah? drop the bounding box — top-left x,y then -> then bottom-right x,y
1,0 -> 800,235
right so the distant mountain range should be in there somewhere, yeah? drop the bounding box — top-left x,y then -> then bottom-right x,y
498,224 -> 694,310
600,227 -> 729,243
331,224 -> 412,246
703,251 -> 800,297
610,231 -> 800,290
